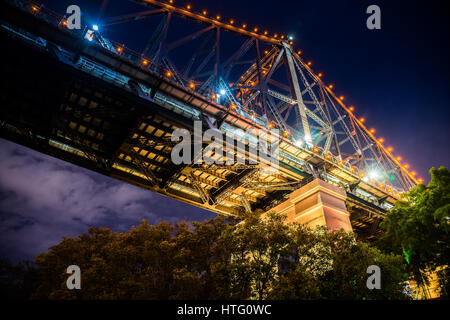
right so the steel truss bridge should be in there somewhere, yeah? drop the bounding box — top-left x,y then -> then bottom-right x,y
0,0 -> 419,239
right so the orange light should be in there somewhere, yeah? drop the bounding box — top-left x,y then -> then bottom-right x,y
186,4 -> 191,10
61,19 -> 68,27
387,188 -> 392,192
189,82 -> 195,90
379,138 -> 384,143
283,130 -> 290,137
325,153 -> 332,160
307,61 -> 312,66
268,121 -> 275,129
379,184 -> 384,188
411,171 -> 416,176
370,128 -> 375,133
242,24 -> 247,28
360,117 -> 365,123
313,146 -> 319,153
396,156 -> 402,161
230,19 -> 234,24
360,172 -> 365,177
169,0 -> 173,3
31,5 -> 39,12
264,30 -> 268,35
264,50 -> 268,54
230,103 -> 237,110
404,164 -> 409,169
116,47 -> 123,53
202,10 -> 207,15
339,96 -> 344,100
297,50 -> 302,55
166,71 -> 172,77
318,73 -> 322,77
281,35 -> 285,39
328,84 -> 334,89
274,34 -> 278,38
387,147 -> 393,152
350,166 -> 355,172
418,178 -> 423,183
349,106 -> 354,111
289,41 -> 294,45
216,15 -> 221,20
142,59 -> 149,66
211,93 -> 217,100
338,161 -> 344,166
254,27 -> 258,32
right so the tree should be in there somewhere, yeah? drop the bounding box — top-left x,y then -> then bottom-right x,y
379,166 -> 450,296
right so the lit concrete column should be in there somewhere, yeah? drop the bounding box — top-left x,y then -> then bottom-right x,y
270,178 -> 352,231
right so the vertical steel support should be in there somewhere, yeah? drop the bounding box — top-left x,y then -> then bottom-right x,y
283,43 -> 312,144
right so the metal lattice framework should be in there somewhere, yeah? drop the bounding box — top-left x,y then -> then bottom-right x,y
0,0 -> 421,238
95,0 -> 418,192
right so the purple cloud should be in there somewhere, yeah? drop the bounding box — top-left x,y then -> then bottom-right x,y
0,139 -> 215,262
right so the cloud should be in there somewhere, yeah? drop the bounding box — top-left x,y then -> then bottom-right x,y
0,139 -> 215,262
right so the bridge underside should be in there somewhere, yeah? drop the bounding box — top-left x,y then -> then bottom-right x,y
0,3 -> 390,241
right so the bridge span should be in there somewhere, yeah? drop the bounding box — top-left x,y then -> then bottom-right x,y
0,0 -> 419,240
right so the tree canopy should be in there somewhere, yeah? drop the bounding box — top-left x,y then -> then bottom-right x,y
9,210 -> 408,300
379,166 -> 450,294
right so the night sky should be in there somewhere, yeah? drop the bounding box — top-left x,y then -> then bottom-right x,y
0,0 -> 449,262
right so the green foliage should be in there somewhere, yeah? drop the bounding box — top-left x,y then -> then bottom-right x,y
379,167 -> 450,292
11,209 -> 408,300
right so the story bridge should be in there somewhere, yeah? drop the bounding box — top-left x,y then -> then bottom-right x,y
0,0 -> 419,240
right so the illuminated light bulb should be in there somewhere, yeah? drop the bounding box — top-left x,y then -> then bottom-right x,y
328,84 -> 334,89
360,172 -> 365,177
202,10 -> 207,15
411,171 -> 416,176
220,89 -> 226,95
211,93 -> 217,100
297,50 -> 302,55
350,166 -> 355,172
230,19 -> 234,24
242,24 -> 247,28
216,15 -> 221,20
359,117 -> 365,123
370,128 -> 375,133
349,106 -> 354,111
404,164 -> 409,169
338,161 -> 344,166
189,82 -> 195,90
318,73 -> 322,77
230,103 -> 237,110
387,188 -> 392,192
268,121 -> 275,129
325,153 -> 332,160
61,19 -> 68,27
116,47 -> 123,53
396,156 -> 402,161
283,130 -> 290,137
264,50 -> 268,54
307,61 -> 312,66
281,35 -> 285,39
339,96 -> 344,100
313,146 -> 319,153
387,147 -> 393,152
142,59 -> 149,66
254,27 -> 258,32
186,4 -> 191,10
418,178 -> 423,183
379,184 -> 384,188
264,31 -> 268,35
166,71 -> 172,77
169,0 -> 173,3
31,5 -> 39,12
379,138 -> 384,143
274,34 -> 278,38
93,24 -> 99,31
289,41 -> 293,45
